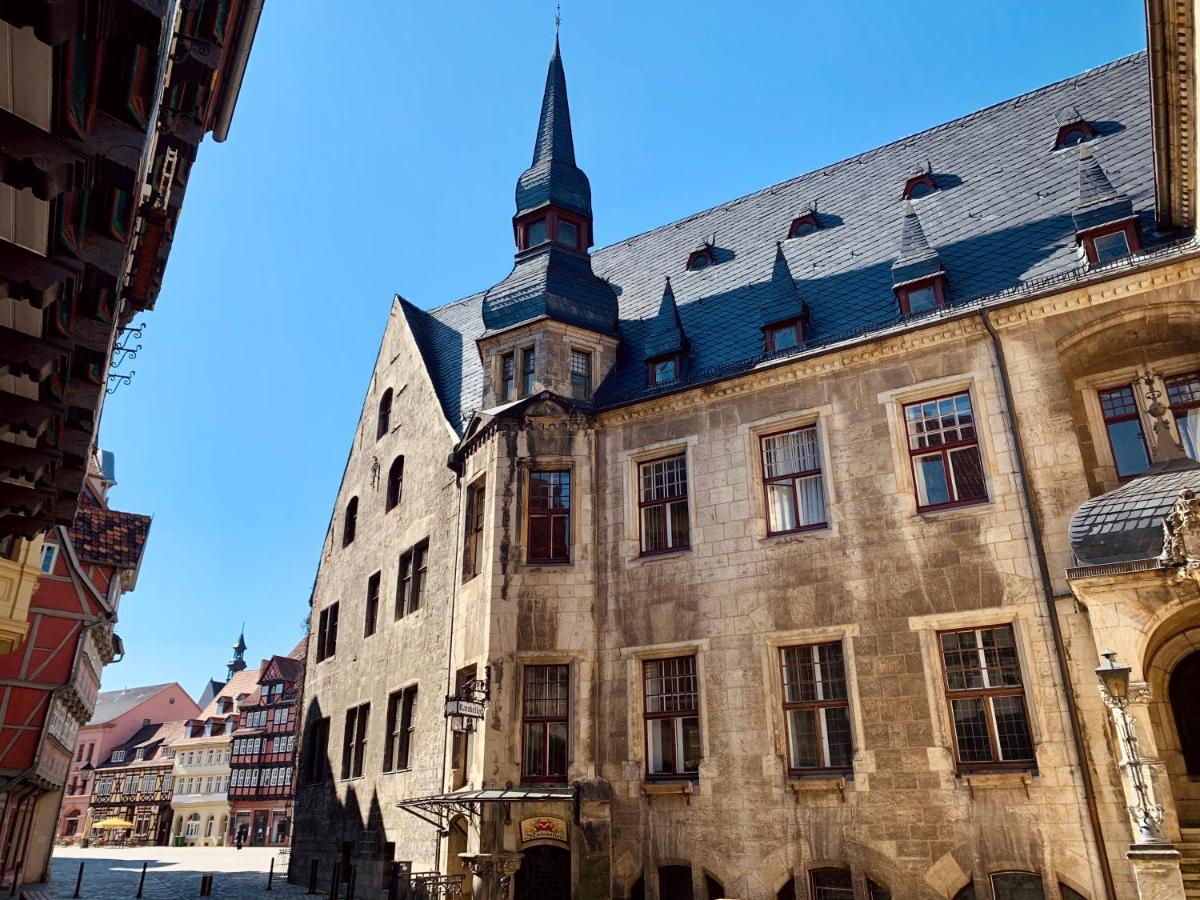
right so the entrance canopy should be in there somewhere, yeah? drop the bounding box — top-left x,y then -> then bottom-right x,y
397,786 -> 576,832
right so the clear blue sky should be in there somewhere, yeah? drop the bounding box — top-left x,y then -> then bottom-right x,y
97,1 -> 1146,699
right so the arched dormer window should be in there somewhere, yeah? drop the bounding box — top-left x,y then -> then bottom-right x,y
686,246 -> 715,271
386,457 -> 404,511
1055,120 -> 1096,150
902,173 -> 938,200
786,212 -> 820,239
343,497 -> 358,547
377,389 -> 392,440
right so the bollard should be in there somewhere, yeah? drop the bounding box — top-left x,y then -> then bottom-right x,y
8,862 -> 21,897
308,859 -> 320,895
327,862 -> 340,900
199,872 -> 214,897
72,861 -> 84,899
135,860 -> 147,898
346,865 -> 356,900
267,856 -> 274,891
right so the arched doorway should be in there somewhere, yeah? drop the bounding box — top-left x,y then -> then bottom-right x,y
445,816 -> 471,897
514,844 -> 571,900
1169,652 -> 1200,777
1147,623 -> 1200,829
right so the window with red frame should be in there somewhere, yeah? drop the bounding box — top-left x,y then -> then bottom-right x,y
939,625 -> 1034,770
765,319 -> 802,353
897,278 -> 944,316
781,642 -> 852,774
647,354 -> 680,386
522,665 -> 568,783
761,425 -> 826,534
638,454 -> 690,555
524,218 -> 548,248
528,471 -> 570,563
643,656 -> 701,778
1166,371 -> 1200,461
903,392 -> 987,511
1099,385 -> 1149,479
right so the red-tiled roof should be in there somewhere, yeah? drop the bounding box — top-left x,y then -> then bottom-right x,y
287,636 -> 307,660
70,506 -> 151,570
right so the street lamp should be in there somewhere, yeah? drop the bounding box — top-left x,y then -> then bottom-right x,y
1095,650 -> 1166,845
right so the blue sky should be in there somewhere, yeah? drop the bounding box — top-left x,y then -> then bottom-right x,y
97,1 -> 1146,699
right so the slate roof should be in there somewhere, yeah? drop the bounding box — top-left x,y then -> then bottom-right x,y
88,683 -> 176,725
1069,458 -> 1200,565
69,505 -> 151,570
406,52 -> 1159,433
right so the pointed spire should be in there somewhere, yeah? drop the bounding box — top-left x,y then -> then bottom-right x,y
760,242 -> 806,326
227,627 -> 247,679
1072,145 -> 1134,231
645,277 -> 687,359
515,36 -> 592,219
892,201 -> 943,285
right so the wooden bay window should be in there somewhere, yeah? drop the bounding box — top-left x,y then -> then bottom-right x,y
528,470 -> 570,563
638,454 -> 690,555
643,656 -> 701,779
522,664 -> 569,783
903,392 -> 987,511
780,642 -> 852,774
761,425 -> 827,534
939,624 -> 1034,770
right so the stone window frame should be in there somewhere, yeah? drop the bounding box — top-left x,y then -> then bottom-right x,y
618,436 -> 699,565
619,639 -> 711,786
762,624 -> 866,786
519,661 -> 571,785
908,607 -> 1046,778
1074,351 -> 1200,489
740,406 -> 838,543
878,373 -> 1001,520
511,651 -> 581,784
489,331 -> 544,406
461,475 -> 487,582
514,457 -> 577,570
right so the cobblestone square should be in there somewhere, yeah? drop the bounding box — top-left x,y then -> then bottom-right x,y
46,847 -> 311,899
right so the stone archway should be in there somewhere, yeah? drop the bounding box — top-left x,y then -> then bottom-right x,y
1145,623 -> 1200,828
446,816 -> 471,897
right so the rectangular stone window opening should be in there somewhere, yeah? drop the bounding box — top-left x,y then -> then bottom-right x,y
383,685 -> 417,773
522,664 -> 569,784
1099,384 -> 1150,479
528,470 -> 571,563
810,868 -> 854,900
903,391 -> 987,511
340,702 -> 370,780
500,352 -> 516,403
463,479 -> 486,580
396,540 -> 428,618
570,349 -> 593,400
1166,370 -> 1200,461
938,624 -> 1035,770
364,572 -> 380,638
643,655 -> 701,779
638,454 -> 690,555
781,642 -> 852,775
316,603 -> 338,662
761,425 -> 827,534
521,347 -> 536,397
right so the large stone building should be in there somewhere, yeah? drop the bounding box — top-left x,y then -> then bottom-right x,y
293,9 -> 1200,900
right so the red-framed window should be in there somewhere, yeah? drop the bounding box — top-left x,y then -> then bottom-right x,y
316,604 -> 338,662
810,868 -> 854,900
1079,220 -> 1140,265
524,217 -> 548,248
647,354 -> 681,386
521,347 -> 536,396
903,391 -> 987,511
383,685 -> 416,773
787,212 -> 820,239
938,625 -> 1034,770
686,246 -> 715,270
896,275 -> 946,316
1166,370 -> 1200,460
761,425 -> 826,534
528,470 -> 570,563
377,388 -> 392,440
638,454 -> 690,555
500,352 -> 516,402
521,664 -> 569,783
462,479 -> 486,580
517,209 -> 586,252
363,572 -> 380,638
781,642 -> 852,774
902,173 -> 938,200
764,318 -> 802,353
396,539 -> 428,618
340,702 -> 369,780
1099,385 -> 1149,479
1054,120 -> 1095,150
386,456 -> 404,511
643,656 -> 700,779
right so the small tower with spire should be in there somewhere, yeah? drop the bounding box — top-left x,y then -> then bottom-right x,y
227,627 -> 247,680
892,201 -> 946,315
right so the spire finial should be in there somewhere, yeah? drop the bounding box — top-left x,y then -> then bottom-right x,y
555,3 -> 561,36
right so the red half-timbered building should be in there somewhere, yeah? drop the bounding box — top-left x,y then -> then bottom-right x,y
228,642 -> 305,847
0,453 -> 149,886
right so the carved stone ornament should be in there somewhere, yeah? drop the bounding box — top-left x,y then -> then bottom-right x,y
1160,487 -> 1200,572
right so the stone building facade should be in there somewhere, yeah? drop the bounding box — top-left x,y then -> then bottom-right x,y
294,10 -> 1200,900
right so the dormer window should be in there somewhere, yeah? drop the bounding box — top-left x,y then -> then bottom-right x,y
1055,121 -> 1096,150
1078,220 -> 1140,265
787,213 -> 820,239
764,319 -> 802,353
556,218 -> 578,248
903,174 -> 938,200
647,354 -> 680,386
895,275 -> 946,316
686,247 -> 714,271
525,218 -> 548,248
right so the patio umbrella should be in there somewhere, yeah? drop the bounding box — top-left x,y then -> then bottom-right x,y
94,817 -> 134,829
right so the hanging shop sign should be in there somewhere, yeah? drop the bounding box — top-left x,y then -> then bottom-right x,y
445,666 -> 491,733
519,816 -> 568,844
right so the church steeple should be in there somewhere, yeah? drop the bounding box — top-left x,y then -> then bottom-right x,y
226,627 -> 247,680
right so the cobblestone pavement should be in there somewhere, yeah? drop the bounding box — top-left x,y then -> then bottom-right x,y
44,847 -> 311,899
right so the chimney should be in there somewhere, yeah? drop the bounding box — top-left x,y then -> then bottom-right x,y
142,718 -> 150,727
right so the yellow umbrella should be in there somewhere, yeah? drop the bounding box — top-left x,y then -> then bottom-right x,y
94,817 -> 134,830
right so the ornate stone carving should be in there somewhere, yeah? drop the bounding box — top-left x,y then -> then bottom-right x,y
1160,487 -> 1200,571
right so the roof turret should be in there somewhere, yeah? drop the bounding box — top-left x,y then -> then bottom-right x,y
645,277 -> 687,359
1072,145 -> 1134,232
891,201 -> 943,285
760,243 -> 806,326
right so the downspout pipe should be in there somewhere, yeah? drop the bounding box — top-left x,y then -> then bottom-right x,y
981,310 -> 1117,900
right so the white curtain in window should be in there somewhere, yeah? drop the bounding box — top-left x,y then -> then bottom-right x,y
1180,409 -> 1200,461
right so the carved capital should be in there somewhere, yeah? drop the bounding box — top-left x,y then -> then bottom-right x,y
459,852 -> 523,878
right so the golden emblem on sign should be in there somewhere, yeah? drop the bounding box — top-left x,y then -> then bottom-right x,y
519,816 -> 568,844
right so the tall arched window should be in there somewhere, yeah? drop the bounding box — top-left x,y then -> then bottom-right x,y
377,388 -> 393,440
343,497 -> 358,546
386,457 -> 404,511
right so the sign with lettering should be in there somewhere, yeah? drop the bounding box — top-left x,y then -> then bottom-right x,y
444,698 -> 486,720
519,816 -> 568,844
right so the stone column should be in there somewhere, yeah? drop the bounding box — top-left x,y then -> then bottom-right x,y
460,851 -> 522,900
1126,845 -> 1186,900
